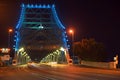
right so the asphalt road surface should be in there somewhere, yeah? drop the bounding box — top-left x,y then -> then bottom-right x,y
0,64 -> 120,80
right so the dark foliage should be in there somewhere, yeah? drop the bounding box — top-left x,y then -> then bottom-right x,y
73,38 -> 108,62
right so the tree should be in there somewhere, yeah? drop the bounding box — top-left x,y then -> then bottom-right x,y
73,38 -> 107,62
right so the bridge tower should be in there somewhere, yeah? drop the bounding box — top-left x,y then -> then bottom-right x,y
14,4 -> 70,64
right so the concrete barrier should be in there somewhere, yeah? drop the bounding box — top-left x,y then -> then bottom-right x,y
81,60 -> 116,69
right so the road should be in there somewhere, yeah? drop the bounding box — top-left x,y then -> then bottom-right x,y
0,64 -> 120,80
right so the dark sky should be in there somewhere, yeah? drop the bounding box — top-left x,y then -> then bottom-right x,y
0,0 -> 120,57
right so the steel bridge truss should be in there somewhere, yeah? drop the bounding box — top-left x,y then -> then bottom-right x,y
14,4 -> 70,64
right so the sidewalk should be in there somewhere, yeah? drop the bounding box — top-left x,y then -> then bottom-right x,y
74,64 -> 120,71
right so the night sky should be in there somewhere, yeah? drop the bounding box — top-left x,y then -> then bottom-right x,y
0,0 -> 120,60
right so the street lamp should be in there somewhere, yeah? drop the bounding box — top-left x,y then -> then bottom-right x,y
69,29 -> 75,61
8,28 -> 13,48
69,29 -> 74,42
9,29 -> 13,33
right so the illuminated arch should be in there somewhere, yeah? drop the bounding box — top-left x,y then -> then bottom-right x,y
14,4 -> 70,63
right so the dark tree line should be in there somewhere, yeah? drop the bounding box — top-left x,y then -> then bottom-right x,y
73,38 -> 108,62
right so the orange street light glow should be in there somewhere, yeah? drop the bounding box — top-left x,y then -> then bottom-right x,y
69,29 -> 73,34
9,29 -> 13,32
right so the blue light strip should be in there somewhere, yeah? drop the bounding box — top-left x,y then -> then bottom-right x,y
51,4 -> 69,49
15,3 -> 25,51
26,4 -> 51,8
51,4 -> 65,29
63,32 -> 69,48
16,4 -> 25,29
15,32 -> 20,51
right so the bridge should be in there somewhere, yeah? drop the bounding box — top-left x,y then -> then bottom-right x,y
14,4 -> 71,64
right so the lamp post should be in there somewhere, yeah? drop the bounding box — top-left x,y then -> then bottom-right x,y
8,29 -> 13,48
69,29 -> 74,60
69,29 -> 74,42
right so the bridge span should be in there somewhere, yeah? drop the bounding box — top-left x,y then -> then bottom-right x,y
14,4 -> 71,64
